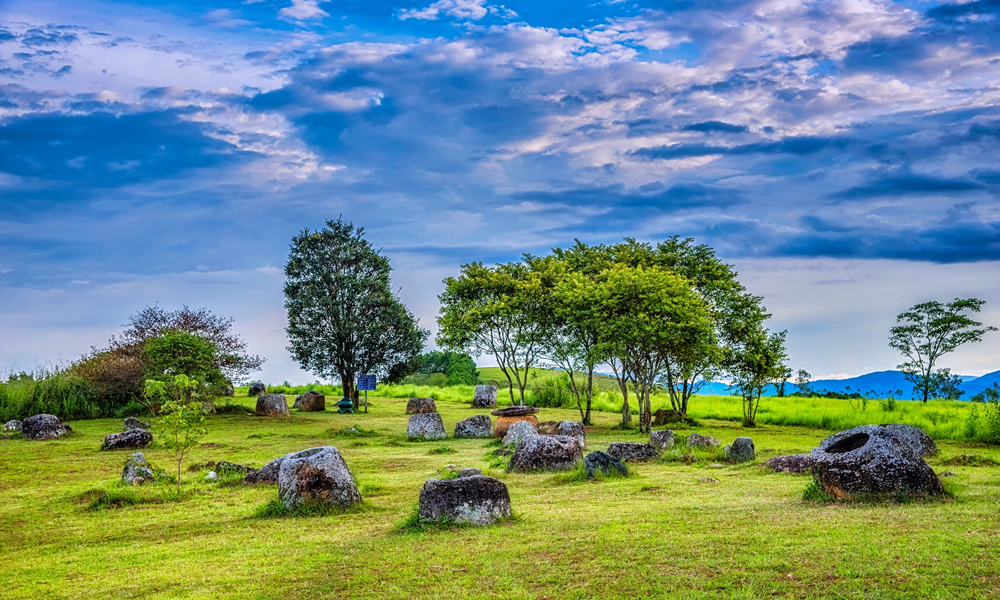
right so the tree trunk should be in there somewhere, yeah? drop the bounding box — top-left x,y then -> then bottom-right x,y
342,375 -> 357,409
584,367 -> 594,426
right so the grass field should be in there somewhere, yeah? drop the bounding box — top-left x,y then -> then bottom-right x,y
249,369 -> 992,442
3,395 -> 1000,599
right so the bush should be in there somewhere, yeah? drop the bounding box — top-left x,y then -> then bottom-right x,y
0,368 -> 119,422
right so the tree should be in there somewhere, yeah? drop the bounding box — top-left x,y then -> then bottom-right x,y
113,305 -> 263,385
415,351 -> 480,385
437,261 -> 546,405
146,375 -> 206,496
776,366 -> 793,397
794,369 -> 812,396
587,265 -> 713,434
728,327 -> 788,427
935,368 -> 965,400
284,218 -> 428,408
889,298 -> 996,402
144,330 -> 225,387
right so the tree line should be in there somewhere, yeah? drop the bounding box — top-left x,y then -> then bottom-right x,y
436,237 -> 788,432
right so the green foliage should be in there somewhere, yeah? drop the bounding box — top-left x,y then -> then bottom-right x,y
428,445 -> 456,454
284,218 -> 428,405
437,261 -> 547,405
84,486 -> 163,511
727,326 -> 788,427
802,479 -> 835,502
0,368 -> 112,422
114,305 -> 263,385
152,397 -> 207,496
326,424 -> 380,438
144,330 -> 226,388
889,298 -> 996,402
413,351 -> 480,385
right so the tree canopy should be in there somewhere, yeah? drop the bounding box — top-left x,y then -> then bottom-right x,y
284,218 -> 428,406
889,298 -> 996,402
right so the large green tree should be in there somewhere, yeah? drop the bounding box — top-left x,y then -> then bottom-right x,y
889,298 -> 996,402
586,265 -> 713,433
437,261 -> 546,405
284,218 -> 428,407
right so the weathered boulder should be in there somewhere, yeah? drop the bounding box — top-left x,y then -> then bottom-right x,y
584,451 -> 628,478
222,384 -> 235,397
508,435 -> 582,473
407,413 -> 447,440
810,427 -> 944,500
248,382 -> 266,396
256,394 -> 289,417
278,446 -> 362,510
216,461 -> 255,476
201,401 -> 217,415
819,424 -> 937,458
724,437 -> 755,463
536,421 -> 559,434
102,429 -> 152,451
761,454 -> 813,474
21,414 -> 69,440
472,385 -> 498,409
205,471 -> 219,482
418,476 -> 511,525
607,442 -> 659,463
502,420 -> 538,448
406,397 -> 437,414
458,467 -> 482,478
650,430 -> 675,450
454,415 -> 493,439
244,455 -> 285,484
687,433 -> 720,448
294,390 -> 326,412
557,421 -> 586,448
652,408 -> 684,426
123,416 -> 150,431
494,415 -> 539,439
122,452 -> 154,485
2,420 -> 22,433
491,405 -> 539,417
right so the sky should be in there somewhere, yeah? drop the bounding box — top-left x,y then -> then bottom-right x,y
1,0 -> 999,384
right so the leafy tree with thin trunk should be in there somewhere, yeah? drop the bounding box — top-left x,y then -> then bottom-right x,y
727,326 -> 788,427
146,375 -> 206,497
284,218 -> 428,407
889,298 -> 996,403
437,261 -> 546,405
586,265 -> 713,434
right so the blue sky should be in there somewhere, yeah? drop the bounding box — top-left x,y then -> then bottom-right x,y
1,0 -> 999,383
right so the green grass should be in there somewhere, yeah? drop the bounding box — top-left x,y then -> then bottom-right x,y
240,371 -> 996,443
4,394 -> 1000,598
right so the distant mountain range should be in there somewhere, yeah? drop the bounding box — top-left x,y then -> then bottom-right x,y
696,369 -> 1000,400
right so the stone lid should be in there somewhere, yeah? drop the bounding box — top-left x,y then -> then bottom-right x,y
491,405 -> 539,416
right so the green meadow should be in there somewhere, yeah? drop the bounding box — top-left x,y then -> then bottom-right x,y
2,393 -> 1000,599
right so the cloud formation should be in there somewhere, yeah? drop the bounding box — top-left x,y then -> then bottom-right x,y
2,0 -> 1000,380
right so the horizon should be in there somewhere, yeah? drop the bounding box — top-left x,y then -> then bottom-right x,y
2,0 -> 1000,382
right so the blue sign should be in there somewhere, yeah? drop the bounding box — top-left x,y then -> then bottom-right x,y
358,374 -> 377,391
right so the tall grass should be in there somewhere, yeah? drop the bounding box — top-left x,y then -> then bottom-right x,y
237,382 -> 478,404
0,368 -> 128,422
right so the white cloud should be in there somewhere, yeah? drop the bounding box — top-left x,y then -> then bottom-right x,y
399,0 -> 490,21
278,0 -> 328,22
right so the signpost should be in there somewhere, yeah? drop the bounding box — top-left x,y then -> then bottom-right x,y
357,374 -> 376,413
